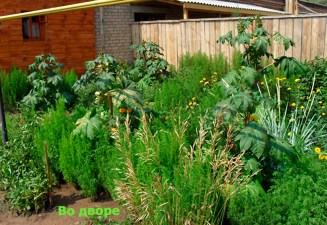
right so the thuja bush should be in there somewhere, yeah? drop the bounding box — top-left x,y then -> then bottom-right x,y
34,98 -> 75,182
111,113 -> 247,224
0,68 -> 29,110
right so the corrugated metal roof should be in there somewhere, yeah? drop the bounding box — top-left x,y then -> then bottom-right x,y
178,0 -> 288,14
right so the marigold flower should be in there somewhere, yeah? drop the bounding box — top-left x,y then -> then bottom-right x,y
119,108 -> 126,113
295,78 -> 301,82
111,127 -> 117,132
291,102 -> 296,107
249,114 -> 259,121
315,147 -> 321,153
260,81 -> 264,85
318,154 -> 324,160
127,108 -> 132,113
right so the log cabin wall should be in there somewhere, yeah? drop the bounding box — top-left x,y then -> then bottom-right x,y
0,0 -> 96,75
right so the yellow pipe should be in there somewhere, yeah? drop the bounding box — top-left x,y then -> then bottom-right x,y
0,0 -> 148,21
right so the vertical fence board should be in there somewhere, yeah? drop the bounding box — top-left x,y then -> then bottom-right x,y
302,18 -> 312,61
293,18 -> 303,60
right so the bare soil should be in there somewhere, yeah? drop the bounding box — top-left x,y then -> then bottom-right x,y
0,184 -> 125,225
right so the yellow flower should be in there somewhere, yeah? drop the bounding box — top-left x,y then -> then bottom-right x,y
321,106 -> 325,109
300,105 -> 305,109
260,81 -> 264,85
315,147 -> 321,153
318,101 -> 323,104
287,87 -> 292,91
287,132 -> 291,136
188,102 -> 192,106
193,102 -> 197,106
281,77 -> 287,81
322,112 -> 326,116
165,115 -> 169,120
203,77 -> 206,81
291,102 -> 296,107
200,80 -> 204,83
213,72 -> 217,75
316,89 -> 321,93
312,90 -> 316,94
111,127 -> 117,132
325,155 -> 327,161
204,81 -> 210,85
192,97 -> 196,101
276,77 -> 281,81
297,85 -> 301,89
249,114 -> 259,121
95,91 -> 101,96
295,78 -> 301,82
318,154 -> 324,160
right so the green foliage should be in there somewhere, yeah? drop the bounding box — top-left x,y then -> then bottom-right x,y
0,68 -> 29,111
34,98 -> 74,182
0,114 -> 48,213
130,41 -> 170,90
74,53 -> 142,118
73,108 -> 102,140
228,156 -> 327,225
112,114 -> 246,225
21,54 -> 74,109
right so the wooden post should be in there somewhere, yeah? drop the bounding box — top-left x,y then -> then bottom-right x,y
43,142 -> 53,208
0,80 -> 8,145
294,0 -> 299,15
183,5 -> 189,19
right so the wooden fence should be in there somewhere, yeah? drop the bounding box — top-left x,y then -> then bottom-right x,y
131,14 -> 327,66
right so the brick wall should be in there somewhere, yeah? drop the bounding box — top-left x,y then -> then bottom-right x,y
94,4 -> 134,61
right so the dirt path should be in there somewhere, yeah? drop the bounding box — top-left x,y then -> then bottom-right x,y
0,185 -> 126,225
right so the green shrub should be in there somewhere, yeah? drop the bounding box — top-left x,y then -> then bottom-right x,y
34,98 -> 74,182
0,68 -> 29,110
0,113 -> 48,213
228,156 -> 327,225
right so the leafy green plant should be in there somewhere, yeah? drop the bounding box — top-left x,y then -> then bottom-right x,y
130,41 -> 170,90
74,53 -> 142,118
0,68 -> 29,110
0,113 -> 48,213
228,155 -> 327,225
22,53 -> 74,109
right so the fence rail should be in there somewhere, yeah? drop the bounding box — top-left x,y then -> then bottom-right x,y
131,14 -> 327,66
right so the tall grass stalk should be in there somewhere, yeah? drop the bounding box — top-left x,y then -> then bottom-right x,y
112,112 -> 246,224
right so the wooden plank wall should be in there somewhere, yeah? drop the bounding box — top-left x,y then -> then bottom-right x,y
0,0 -> 96,75
131,14 -> 327,66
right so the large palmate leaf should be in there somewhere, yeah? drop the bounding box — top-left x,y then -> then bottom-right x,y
235,122 -> 268,159
73,109 -> 101,140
